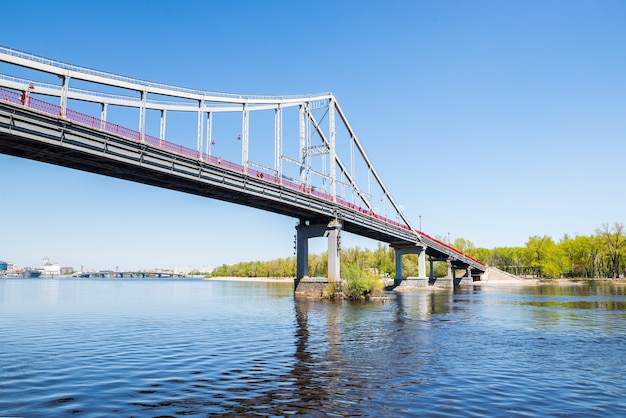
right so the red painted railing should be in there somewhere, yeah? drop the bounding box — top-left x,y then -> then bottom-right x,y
1,87 -> 22,106
417,231 -> 485,266
0,87 -> 485,267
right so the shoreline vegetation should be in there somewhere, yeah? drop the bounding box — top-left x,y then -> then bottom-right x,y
205,276 -> 294,283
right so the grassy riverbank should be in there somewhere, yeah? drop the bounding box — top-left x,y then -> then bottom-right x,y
204,276 -> 294,283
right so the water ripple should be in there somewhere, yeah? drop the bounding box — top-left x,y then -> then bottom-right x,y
1,279 -> 626,416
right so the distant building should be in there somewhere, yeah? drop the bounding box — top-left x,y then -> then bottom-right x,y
0,261 -> 7,271
43,263 -> 61,277
174,266 -> 194,276
42,257 -> 61,277
60,267 -> 74,275
200,265 -> 214,274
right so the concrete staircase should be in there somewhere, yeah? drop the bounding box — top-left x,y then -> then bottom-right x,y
480,267 -> 527,283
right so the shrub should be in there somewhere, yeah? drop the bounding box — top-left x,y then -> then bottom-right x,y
342,263 -> 384,299
322,280 -> 338,299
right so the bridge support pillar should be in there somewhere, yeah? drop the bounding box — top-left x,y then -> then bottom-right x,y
326,219 -> 341,281
296,221 -> 324,281
458,266 -> 473,286
418,248 -> 426,278
295,218 -> 342,299
450,265 -> 474,286
429,258 -> 435,283
392,243 -> 427,285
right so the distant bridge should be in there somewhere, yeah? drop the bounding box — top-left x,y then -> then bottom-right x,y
0,45 -> 485,291
77,271 -> 185,279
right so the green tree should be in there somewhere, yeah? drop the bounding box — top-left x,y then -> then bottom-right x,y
341,262 -> 384,299
431,260 -> 449,277
372,243 -> 394,276
596,222 -> 626,279
402,254 -> 419,277
525,235 -> 561,278
452,237 -> 475,256
559,234 -> 594,278
588,235 -> 604,278
490,246 -> 525,275
472,247 -> 493,265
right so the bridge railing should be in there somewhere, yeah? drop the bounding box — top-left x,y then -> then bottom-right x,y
418,231 -> 485,267
246,167 -> 281,185
0,85 -> 19,104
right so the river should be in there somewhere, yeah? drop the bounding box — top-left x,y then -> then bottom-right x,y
1,278 -> 625,416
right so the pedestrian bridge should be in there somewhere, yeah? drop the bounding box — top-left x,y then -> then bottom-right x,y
0,45 -> 486,287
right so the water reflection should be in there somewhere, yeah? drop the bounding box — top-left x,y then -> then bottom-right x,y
526,283 -> 626,297
0,278 -> 61,305
394,288 -> 471,320
474,284 -> 626,333
290,292 -> 480,415
511,284 -> 626,311
292,300 -> 347,412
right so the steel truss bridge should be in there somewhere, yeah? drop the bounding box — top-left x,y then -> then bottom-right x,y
0,45 -> 485,284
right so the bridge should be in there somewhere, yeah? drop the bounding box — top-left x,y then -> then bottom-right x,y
0,45 -> 485,292
77,271 -> 186,279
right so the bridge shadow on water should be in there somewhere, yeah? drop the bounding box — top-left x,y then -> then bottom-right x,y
281,289 -> 472,415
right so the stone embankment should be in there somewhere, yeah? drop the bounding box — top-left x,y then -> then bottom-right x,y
389,267 -> 531,291
475,267 -> 529,285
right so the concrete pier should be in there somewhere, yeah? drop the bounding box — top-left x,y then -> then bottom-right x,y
294,277 -> 342,300
295,218 -> 342,299
393,277 -> 429,291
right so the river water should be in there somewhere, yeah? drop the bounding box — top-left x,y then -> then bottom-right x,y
1,278 -> 625,417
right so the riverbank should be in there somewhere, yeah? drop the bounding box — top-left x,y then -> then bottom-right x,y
204,275 -> 626,286
205,276 -> 295,283
473,278 -> 615,287
475,267 -> 626,286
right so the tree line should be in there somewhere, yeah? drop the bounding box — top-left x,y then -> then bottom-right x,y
462,222 -> 626,279
210,243 -> 450,279
209,244 -> 396,279
209,222 -> 626,280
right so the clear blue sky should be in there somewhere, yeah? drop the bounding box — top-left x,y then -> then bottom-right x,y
1,0 -> 625,271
